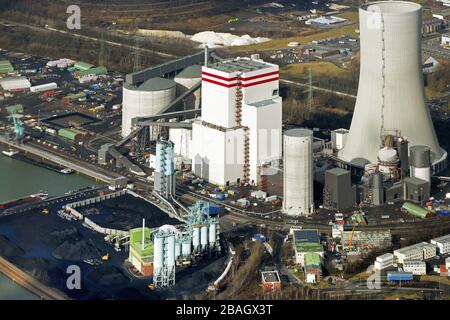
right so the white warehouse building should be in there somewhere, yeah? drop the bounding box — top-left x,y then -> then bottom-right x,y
121,77 -> 176,137
394,242 -> 436,264
402,260 -> 426,275
430,234 -> 450,255
191,56 -> 282,186
374,253 -> 394,271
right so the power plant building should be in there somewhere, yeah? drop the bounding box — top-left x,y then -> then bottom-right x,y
128,225 -> 154,277
338,1 -> 447,173
191,56 -> 282,186
121,77 -> 176,137
323,168 -> 356,210
282,128 -> 314,216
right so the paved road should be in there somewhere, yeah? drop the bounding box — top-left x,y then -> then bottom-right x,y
0,256 -> 67,300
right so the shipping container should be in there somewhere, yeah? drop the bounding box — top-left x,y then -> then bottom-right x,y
387,271 -> 413,281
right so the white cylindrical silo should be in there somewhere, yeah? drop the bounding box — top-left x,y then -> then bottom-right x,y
175,241 -> 181,260
200,225 -> 208,250
209,222 -> 216,246
192,227 -> 200,252
121,77 -> 176,137
181,239 -> 192,257
174,65 -> 201,109
166,233 -> 176,268
282,128 -> 314,216
153,235 -> 164,276
338,1 -> 446,170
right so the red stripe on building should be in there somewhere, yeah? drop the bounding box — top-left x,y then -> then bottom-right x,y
241,71 -> 279,81
202,77 -> 279,88
201,71 -> 237,82
241,77 -> 279,87
202,77 -> 237,88
202,70 -> 279,82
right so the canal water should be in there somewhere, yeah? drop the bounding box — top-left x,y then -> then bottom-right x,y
0,145 -> 100,299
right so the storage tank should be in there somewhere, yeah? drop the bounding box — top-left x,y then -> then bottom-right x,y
166,234 -> 176,268
200,225 -> 208,250
338,1 -> 446,171
410,145 -> 431,182
153,235 -> 164,276
175,241 -> 181,260
174,65 -> 201,109
192,226 -> 201,252
209,222 -> 216,246
181,238 -> 192,257
121,77 -> 176,137
282,128 -> 314,216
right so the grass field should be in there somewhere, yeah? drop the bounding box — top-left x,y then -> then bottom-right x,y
281,61 -> 349,79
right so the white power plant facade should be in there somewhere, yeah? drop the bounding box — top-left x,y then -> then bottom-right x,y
338,1 -> 447,172
282,129 -> 314,216
192,56 -> 282,186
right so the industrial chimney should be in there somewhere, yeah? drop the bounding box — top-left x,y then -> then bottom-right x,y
339,1 -> 447,172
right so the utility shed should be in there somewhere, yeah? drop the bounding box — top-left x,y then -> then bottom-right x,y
401,202 -> 431,219
74,61 -> 94,71
0,60 -> 14,74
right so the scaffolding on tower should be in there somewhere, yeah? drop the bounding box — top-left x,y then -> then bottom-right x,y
235,75 -> 250,183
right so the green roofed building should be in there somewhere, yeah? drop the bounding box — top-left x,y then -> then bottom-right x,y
291,228 -> 324,266
401,202 -> 430,219
79,66 -> 107,78
304,252 -> 322,284
58,128 -> 82,141
0,60 -> 14,74
304,252 -> 321,267
129,227 -> 154,276
74,61 -> 94,71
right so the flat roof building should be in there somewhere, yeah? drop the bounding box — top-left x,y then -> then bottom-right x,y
394,242 -> 436,264
323,168 -> 356,210
291,229 -> 323,266
403,260 -> 426,275
261,269 -> 281,293
430,234 -> 450,254
374,253 -> 394,271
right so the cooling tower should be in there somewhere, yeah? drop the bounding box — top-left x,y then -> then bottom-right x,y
339,1 -> 447,170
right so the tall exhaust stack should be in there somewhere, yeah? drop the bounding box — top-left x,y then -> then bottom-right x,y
339,1 -> 446,171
